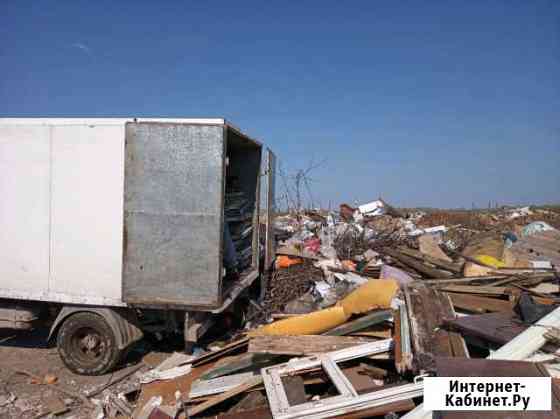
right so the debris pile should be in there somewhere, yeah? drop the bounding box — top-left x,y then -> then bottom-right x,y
6,201 -> 560,418
82,201 -> 555,418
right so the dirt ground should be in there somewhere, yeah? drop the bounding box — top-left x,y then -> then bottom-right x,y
0,326 -> 111,418
0,327 -> 170,419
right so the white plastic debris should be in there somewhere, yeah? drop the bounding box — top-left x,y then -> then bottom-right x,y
407,225 -> 447,237
358,200 -> 385,216
314,280 -> 332,298
139,352 -> 194,384
507,206 -> 533,219
531,260 -> 553,269
363,249 -> 380,261
521,221 -> 556,237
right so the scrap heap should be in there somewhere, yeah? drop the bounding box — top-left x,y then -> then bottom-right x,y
96,202 -> 560,419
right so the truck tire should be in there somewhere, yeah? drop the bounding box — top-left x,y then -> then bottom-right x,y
57,312 -> 121,375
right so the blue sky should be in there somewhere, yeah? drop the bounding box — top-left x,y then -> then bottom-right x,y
1,1 -> 558,208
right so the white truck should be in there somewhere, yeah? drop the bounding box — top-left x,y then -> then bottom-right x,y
0,118 -> 275,375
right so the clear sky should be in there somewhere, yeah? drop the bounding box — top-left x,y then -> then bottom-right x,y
1,1 -> 558,209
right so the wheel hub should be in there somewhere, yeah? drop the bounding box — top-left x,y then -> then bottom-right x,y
73,328 -> 106,360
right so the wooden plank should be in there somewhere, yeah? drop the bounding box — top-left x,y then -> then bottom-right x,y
404,284 -> 468,372
422,275 -> 508,285
281,376 -> 306,406
383,248 -> 454,278
133,361 -> 216,417
444,312 -> 527,347
438,285 -> 507,296
398,245 -> 462,273
216,407 -> 272,419
323,310 -> 392,336
248,335 -> 373,356
447,292 -> 513,313
199,353 -> 279,381
342,366 -> 382,394
418,234 -> 453,262
191,337 -> 249,367
187,375 -> 263,417
349,328 -> 391,339
394,306 -> 403,372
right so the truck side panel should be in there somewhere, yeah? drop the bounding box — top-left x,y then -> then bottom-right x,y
0,125 -> 50,294
50,124 -> 124,301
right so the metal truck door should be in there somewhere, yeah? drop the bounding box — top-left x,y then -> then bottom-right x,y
264,148 -> 277,270
122,122 -> 224,307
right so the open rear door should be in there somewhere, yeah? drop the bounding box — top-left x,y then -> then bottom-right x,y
264,148 -> 276,270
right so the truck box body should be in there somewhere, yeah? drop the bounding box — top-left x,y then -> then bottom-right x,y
0,118 -> 272,311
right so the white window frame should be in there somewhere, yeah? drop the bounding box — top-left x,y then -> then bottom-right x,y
261,339 -> 423,419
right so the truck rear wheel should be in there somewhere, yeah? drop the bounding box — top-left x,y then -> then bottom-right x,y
57,312 -> 120,375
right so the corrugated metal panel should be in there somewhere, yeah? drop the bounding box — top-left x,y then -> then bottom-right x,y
122,122 -> 224,307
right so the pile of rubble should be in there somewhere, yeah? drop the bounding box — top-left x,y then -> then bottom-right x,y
26,201 -> 560,418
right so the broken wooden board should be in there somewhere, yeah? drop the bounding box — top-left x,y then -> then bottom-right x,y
394,304 -> 413,373
323,310 -> 392,336
349,325 -> 392,339
188,375 -> 264,417
199,353 -> 281,381
435,357 -> 560,418
530,282 -> 560,294
437,285 -> 507,297
281,376 -> 306,406
447,293 -> 513,313
191,337 -> 249,367
227,391 -> 269,414
132,361 -> 217,417
462,233 -> 505,260
418,234 -> 453,262
248,335 -> 373,356
404,284 -> 468,372
341,366 -> 384,394
383,248 -> 454,278
443,312 -> 527,347
398,244 -> 461,273
216,406 -> 272,419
